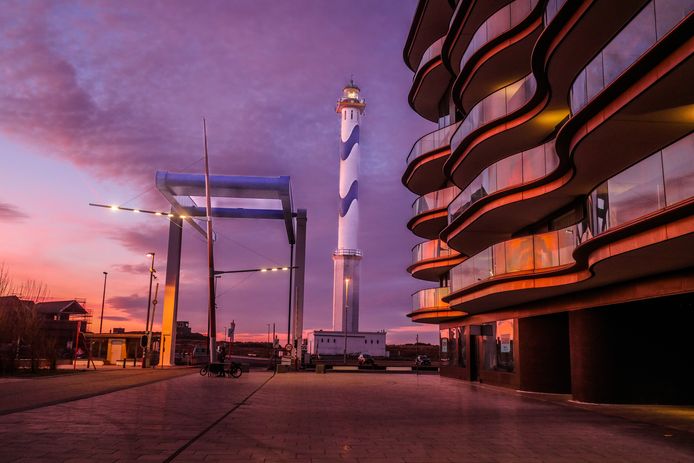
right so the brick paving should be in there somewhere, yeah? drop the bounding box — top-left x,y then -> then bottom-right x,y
0,372 -> 693,462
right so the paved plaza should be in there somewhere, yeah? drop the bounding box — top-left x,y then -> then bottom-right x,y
0,370 -> 693,462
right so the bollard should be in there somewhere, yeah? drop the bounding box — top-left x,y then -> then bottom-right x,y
122,359 -> 126,369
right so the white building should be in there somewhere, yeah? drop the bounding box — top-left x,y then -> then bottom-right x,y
313,330 -> 386,357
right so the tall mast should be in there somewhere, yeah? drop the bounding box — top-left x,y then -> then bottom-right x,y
203,118 -> 217,363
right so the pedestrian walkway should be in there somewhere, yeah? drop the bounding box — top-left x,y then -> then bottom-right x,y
0,372 -> 692,462
0,367 -> 194,415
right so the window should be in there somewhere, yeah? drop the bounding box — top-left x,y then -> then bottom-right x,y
364,340 -> 367,344
481,319 -> 514,373
370,340 -> 373,344
320,338 -> 323,343
350,110 -> 353,120
376,340 -> 379,344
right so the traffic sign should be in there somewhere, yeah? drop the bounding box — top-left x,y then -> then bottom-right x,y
284,343 -> 293,352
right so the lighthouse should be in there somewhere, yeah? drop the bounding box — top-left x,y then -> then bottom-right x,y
313,80 -> 385,359
332,79 -> 365,333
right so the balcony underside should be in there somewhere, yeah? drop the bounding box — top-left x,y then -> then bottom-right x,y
446,212 -> 694,316
408,255 -> 466,281
403,148 -> 450,195
409,59 -> 452,122
408,208 -> 448,240
405,0 -> 455,72
408,308 -> 469,324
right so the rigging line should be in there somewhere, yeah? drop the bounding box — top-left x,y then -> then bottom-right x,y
214,231 -> 281,266
117,156 -> 206,207
216,271 -> 257,298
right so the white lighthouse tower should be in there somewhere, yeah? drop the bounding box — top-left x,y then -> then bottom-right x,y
313,80 -> 385,359
332,79 -> 365,333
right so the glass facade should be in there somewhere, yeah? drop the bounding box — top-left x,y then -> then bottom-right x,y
587,134 -> 693,232
461,0 -> 539,72
570,0 -> 694,112
450,74 -> 537,153
448,141 -> 558,223
544,0 -> 568,25
481,320 -> 515,372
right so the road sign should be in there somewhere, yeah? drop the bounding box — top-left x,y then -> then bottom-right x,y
284,343 -> 293,352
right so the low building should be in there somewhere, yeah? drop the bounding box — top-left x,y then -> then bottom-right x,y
313,330 -> 386,357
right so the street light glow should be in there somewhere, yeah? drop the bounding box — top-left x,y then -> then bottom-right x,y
110,205 -> 119,211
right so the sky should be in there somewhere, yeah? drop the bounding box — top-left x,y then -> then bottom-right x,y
0,0 -> 441,344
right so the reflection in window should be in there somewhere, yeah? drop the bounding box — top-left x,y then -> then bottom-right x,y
481,319 -> 514,372
662,135 -> 694,205
440,329 -> 450,365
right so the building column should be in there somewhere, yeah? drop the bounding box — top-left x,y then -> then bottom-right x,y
160,215 -> 183,367
292,209 -> 307,367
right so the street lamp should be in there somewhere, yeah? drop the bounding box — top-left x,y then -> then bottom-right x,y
343,277 -> 350,364
98,272 -> 108,334
143,252 -> 156,368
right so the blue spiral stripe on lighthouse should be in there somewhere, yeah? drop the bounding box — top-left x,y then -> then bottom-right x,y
339,125 -> 360,161
339,180 -> 359,217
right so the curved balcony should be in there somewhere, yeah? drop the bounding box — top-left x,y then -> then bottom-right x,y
443,0 -> 512,75
441,0 -> 693,258
407,286 -> 466,324
449,224 -> 579,295
409,37 -> 452,122
408,240 -> 465,282
403,122 -> 460,195
404,0 -> 455,72
444,133 -> 694,315
408,186 -> 460,239
455,0 -> 543,112
570,0 -> 693,113
449,141 -> 558,223
444,0 -> 658,199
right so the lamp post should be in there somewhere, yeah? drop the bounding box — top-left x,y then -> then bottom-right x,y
98,272 -> 108,334
343,277 -> 350,364
97,271 -> 108,359
143,252 -> 155,368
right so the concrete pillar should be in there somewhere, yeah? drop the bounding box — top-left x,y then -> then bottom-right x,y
160,215 -> 183,367
292,209 -> 307,367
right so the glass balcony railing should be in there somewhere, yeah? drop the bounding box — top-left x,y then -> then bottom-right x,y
407,122 -> 461,165
411,287 -> 451,313
448,140 -> 558,223
544,0 -> 568,25
416,36 -> 446,73
450,74 -> 537,153
461,0 -> 539,72
449,133 -> 694,295
587,133 -> 693,236
413,186 -> 461,218
412,240 -> 455,266
450,224 -> 580,293
570,0 -> 693,113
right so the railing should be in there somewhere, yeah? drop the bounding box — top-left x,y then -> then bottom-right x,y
406,121 -> 461,164
586,133 -> 693,236
450,224 -> 580,293
461,0 -> 539,72
333,249 -> 363,257
570,0 -> 693,113
449,133 -> 694,295
448,140 -> 558,223
412,186 -> 461,217
412,240 -> 455,266
450,74 -> 537,153
411,287 -> 451,312
416,36 -> 446,73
